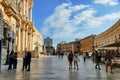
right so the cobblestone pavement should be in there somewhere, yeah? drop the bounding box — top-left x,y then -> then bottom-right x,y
0,56 -> 120,80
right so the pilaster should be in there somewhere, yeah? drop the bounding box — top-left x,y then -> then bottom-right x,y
26,0 -> 28,20
25,26 -> 28,49
30,8 -> 32,22
16,26 -> 20,52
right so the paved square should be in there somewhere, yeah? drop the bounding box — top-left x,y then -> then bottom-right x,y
0,56 -> 120,80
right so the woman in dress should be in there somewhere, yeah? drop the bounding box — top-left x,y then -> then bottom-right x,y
73,51 -> 80,70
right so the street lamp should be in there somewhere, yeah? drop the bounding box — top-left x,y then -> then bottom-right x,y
4,31 -> 11,65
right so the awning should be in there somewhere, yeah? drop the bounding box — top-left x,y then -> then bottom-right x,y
103,40 -> 120,47
98,47 -> 117,50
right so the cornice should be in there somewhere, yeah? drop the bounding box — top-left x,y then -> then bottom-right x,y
1,0 -> 10,7
96,19 -> 120,38
3,2 -> 20,22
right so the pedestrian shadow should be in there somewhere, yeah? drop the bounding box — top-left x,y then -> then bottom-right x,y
19,71 -> 31,80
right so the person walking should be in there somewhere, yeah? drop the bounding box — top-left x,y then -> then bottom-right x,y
95,51 -> 101,70
22,50 -> 27,71
68,51 -> 74,70
83,52 -> 86,62
73,51 -> 80,70
26,51 -> 32,71
8,50 -> 14,70
13,52 -> 18,70
104,50 -> 114,74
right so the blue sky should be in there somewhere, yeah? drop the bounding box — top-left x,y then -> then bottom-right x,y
32,0 -> 120,47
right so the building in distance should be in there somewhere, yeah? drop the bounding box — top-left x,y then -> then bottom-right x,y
43,37 -> 55,55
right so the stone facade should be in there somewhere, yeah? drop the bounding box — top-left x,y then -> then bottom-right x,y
94,19 -> 120,53
44,21 -> 120,55
0,0 -> 42,58
44,37 -> 55,55
80,35 -> 95,53
57,20 -> 120,54
56,41 -> 67,54
57,40 -> 80,55
32,27 -> 42,58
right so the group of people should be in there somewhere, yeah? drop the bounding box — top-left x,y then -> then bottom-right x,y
8,50 -> 32,71
22,51 -> 32,71
67,50 -> 115,74
67,51 -> 80,70
93,50 -> 115,74
58,52 -> 64,58
7,49 -> 115,73
8,50 -> 17,71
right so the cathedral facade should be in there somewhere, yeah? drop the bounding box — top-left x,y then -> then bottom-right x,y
0,0 -> 42,58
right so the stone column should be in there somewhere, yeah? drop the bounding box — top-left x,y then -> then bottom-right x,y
25,28 -> 28,49
20,29 -> 22,51
31,31 -> 34,51
23,29 -> 25,51
17,26 -> 20,52
30,8 -> 32,22
31,34 -> 34,51
23,0 -> 26,16
28,29 -> 33,51
26,0 -> 28,20
20,28 -> 25,52
30,32 -> 32,51
28,33 -> 30,51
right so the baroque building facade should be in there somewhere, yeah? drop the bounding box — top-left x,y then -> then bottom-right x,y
56,41 -> 67,54
94,19 -> 120,54
44,37 -> 55,55
0,0 -> 42,58
32,27 -> 42,58
57,40 -> 80,55
57,20 -> 120,55
80,35 -> 95,53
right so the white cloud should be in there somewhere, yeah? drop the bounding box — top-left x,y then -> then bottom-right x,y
72,9 -> 97,25
41,2 -> 120,44
41,26 -> 49,35
41,3 -> 89,39
83,11 -> 120,28
94,0 -> 119,6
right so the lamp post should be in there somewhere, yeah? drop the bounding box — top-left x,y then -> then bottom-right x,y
4,31 -> 11,65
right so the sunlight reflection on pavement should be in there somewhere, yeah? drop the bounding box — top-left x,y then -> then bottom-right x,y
0,56 -> 120,80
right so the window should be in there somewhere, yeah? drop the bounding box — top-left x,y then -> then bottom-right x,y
3,27 -> 7,46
